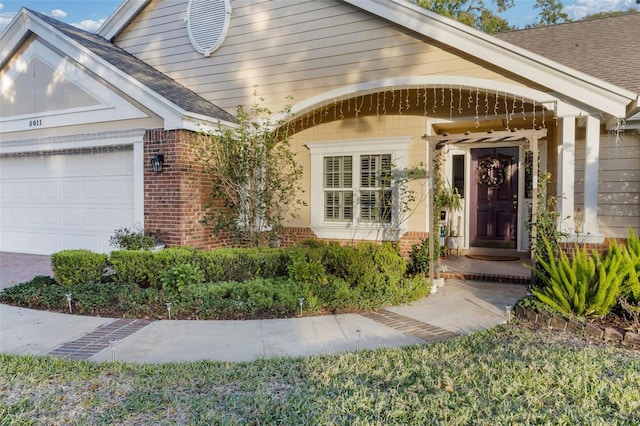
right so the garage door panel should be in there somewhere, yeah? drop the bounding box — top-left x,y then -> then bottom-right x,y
43,181 -> 61,199
61,207 -> 80,226
0,150 -> 135,254
24,208 -> 41,225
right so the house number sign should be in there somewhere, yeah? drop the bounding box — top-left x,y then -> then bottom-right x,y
28,119 -> 43,128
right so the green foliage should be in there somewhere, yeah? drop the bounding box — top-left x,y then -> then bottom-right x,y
415,0 -> 514,33
621,228 -> 640,303
531,0 -> 570,26
192,93 -> 304,246
531,238 -> 633,318
177,278 -> 300,319
109,225 -> 161,250
108,249 -> 156,287
6,242 -> 429,319
408,237 -> 440,274
51,250 -> 107,287
161,263 -> 205,294
287,253 -> 328,285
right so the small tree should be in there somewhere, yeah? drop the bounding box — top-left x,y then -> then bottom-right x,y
193,95 -> 304,246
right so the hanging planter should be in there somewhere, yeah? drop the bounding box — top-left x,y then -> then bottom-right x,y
477,157 -> 507,188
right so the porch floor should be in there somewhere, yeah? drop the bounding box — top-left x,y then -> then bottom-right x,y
439,252 -> 532,285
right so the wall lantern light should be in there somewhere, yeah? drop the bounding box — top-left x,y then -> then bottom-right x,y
151,154 -> 164,173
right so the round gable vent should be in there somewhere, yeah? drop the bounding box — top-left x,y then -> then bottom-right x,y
185,0 -> 232,57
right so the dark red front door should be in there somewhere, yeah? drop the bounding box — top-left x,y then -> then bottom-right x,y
470,147 -> 518,248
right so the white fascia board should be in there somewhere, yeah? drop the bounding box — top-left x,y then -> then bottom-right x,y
16,10 -> 203,131
97,0 -> 151,41
345,0 -> 634,118
0,10 -> 33,68
182,112 -> 238,134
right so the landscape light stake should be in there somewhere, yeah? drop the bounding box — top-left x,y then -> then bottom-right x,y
298,297 -> 304,316
505,305 -> 512,324
166,302 -> 172,320
355,329 -> 361,352
65,293 -> 72,314
110,340 -> 118,362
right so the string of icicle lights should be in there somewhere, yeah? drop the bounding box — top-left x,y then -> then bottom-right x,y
294,85 -> 549,132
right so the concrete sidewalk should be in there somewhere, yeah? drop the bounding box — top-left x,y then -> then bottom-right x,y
0,279 -> 527,363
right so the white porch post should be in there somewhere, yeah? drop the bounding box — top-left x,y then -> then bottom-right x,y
557,116 -> 575,233
582,115 -> 600,235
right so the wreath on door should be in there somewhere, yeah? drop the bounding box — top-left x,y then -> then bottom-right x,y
477,157 -> 507,188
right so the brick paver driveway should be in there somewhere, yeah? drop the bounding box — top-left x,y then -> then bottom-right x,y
0,252 -> 53,290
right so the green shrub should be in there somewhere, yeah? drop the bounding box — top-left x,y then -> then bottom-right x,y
531,237 -> 633,317
177,278 -> 299,319
51,250 -> 107,287
192,248 -> 289,282
0,276 -> 58,307
109,226 -> 158,250
621,228 -> 640,303
108,249 -> 155,287
161,263 -> 205,294
408,238 -> 431,274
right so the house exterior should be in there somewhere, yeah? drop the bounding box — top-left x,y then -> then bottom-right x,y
1,0 -> 638,256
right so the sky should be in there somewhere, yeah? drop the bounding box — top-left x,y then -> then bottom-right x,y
0,0 -> 638,34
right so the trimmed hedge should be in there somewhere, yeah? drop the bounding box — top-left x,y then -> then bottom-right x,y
22,241 -> 430,319
51,250 -> 108,287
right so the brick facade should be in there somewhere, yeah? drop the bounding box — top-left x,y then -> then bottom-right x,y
144,129 -> 227,250
143,129 -> 429,256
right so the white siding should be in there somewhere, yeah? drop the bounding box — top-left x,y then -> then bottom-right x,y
115,0 -> 524,114
574,131 -> 640,237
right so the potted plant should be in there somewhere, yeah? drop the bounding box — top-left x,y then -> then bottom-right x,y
437,186 -> 463,250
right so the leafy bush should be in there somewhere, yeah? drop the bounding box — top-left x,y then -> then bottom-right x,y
531,238 -> 633,318
51,250 -> 107,287
620,228 -> 640,303
176,278 -> 300,319
161,263 -> 205,294
22,240 -> 429,319
198,248 -> 289,282
109,225 -> 159,250
108,249 -> 156,287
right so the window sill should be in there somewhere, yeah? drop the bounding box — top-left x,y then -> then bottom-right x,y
311,223 -> 405,241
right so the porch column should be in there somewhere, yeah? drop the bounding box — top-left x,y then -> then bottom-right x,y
582,115 -> 600,235
557,116 -> 575,233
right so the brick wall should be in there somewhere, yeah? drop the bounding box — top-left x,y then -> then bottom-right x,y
144,129 -> 428,256
280,227 -> 427,257
144,129 -> 228,250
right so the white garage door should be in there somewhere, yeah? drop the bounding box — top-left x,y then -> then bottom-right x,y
0,149 -> 134,255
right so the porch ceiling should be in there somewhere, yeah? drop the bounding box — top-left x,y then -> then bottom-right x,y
424,128 -> 547,150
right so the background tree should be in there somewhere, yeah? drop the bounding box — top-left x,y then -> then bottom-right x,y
530,0 -> 570,26
414,0 -> 514,33
193,95 -> 304,247
412,0 -> 577,31
580,8 -> 637,21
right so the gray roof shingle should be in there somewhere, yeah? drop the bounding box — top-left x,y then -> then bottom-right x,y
494,12 -> 640,94
29,9 -> 237,124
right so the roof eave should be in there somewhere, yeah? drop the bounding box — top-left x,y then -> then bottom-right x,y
97,0 -> 151,41
345,0 -> 634,118
2,9 -> 230,132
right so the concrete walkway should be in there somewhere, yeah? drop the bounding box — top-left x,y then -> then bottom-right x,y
0,252 -> 528,364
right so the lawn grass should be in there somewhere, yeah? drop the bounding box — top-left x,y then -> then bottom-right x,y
1,325 -> 638,425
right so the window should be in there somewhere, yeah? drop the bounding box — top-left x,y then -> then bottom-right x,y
452,154 -> 465,198
308,137 -> 410,240
323,156 -> 353,222
359,154 -> 392,223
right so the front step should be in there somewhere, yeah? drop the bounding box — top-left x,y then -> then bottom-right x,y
441,270 -> 530,285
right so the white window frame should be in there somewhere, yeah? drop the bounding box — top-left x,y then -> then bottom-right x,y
307,137 -> 411,240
